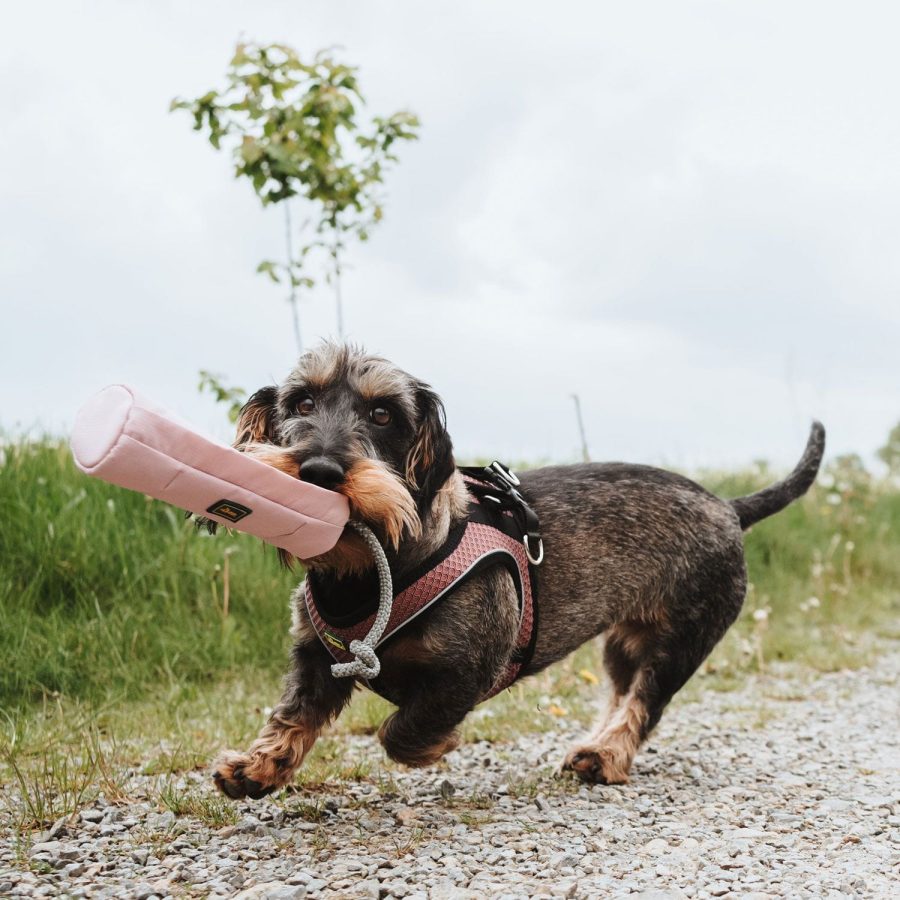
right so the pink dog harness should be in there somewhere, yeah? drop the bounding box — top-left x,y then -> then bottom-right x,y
305,464 -> 542,702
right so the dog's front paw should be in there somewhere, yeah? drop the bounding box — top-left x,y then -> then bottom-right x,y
561,745 -> 630,785
378,717 -> 461,768
212,749 -> 289,800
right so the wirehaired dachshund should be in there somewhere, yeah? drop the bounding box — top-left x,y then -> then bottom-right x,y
212,341 -> 825,798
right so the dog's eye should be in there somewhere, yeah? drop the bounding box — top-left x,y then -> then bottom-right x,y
296,397 -> 315,416
370,406 -> 392,426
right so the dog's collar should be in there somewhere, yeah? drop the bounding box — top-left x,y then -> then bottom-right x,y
305,464 -> 541,701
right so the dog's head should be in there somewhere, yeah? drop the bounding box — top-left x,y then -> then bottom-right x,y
235,342 -> 456,568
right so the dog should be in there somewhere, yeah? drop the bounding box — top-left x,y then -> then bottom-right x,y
213,341 -> 825,799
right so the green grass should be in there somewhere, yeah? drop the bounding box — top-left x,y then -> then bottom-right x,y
700,459 -> 900,675
156,777 -> 239,827
0,439 -> 897,832
0,440 -> 298,708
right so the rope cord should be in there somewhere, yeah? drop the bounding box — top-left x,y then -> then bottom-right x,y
328,520 -> 393,680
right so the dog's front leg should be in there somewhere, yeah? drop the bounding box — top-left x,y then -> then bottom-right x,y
213,638 -> 354,800
376,669 -> 481,768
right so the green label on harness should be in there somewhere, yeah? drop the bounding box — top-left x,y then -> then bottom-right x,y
323,630 -> 348,651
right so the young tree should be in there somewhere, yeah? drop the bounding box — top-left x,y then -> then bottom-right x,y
172,42 -> 420,351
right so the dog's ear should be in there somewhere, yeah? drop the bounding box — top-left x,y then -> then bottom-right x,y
405,384 -> 456,516
234,386 -> 278,449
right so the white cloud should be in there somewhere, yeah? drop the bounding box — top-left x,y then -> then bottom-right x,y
1,0 -> 897,472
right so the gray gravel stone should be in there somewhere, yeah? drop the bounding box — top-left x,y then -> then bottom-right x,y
234,883 -> 307,899
2,649 -> 898,898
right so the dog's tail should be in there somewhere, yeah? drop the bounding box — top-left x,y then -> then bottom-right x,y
729,421 -> 826,530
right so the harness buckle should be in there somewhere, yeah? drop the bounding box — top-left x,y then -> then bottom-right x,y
524,534 -> 544,566
489,460 -> 520,487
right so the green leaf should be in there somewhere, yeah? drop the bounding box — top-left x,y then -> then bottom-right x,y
256,260 -> 280,283
239,136 -> 264,164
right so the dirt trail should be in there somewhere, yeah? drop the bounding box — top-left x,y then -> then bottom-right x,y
3,650 -> 898,898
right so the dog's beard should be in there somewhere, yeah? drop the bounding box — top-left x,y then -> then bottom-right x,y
241,444 -> 421,573
341,459 -> 420,548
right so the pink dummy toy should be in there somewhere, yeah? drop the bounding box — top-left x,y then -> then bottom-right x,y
70,384 -> 350,559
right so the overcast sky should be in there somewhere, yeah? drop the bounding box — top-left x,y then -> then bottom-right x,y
2,1 -> 898,471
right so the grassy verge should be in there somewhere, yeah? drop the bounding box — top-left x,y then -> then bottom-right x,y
1,441 -> 897,833
0,440 -> 299,707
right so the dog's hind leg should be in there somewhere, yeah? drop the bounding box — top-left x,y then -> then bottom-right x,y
213,637 -> 354,800
562,621 -> 651,784
563,560 -> 746,784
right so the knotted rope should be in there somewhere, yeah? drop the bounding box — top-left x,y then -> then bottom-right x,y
328,520 -> 393,680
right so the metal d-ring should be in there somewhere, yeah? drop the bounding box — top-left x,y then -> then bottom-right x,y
524,534 -> 544,565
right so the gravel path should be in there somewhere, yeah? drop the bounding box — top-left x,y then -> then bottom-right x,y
3,650 -> 898,899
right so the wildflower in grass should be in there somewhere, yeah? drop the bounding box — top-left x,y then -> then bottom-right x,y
752,607 -> 770,670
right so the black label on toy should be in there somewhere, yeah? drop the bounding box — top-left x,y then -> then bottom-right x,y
206,499 -> 253,523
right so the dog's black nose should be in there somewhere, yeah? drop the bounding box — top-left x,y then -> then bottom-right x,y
299,457 -> 345,490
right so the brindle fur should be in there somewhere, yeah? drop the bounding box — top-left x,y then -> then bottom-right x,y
213,342 -> 825,799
